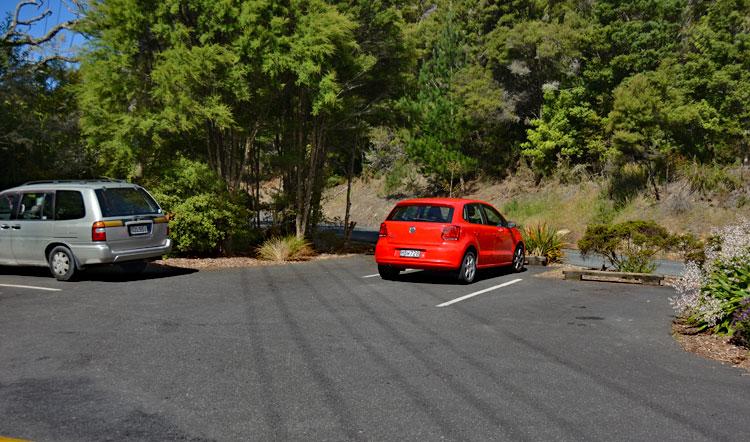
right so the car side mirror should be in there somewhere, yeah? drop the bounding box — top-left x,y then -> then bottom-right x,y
507,221 -> 516,228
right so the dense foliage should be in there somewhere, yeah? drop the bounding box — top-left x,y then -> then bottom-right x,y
4,0 -> 750,253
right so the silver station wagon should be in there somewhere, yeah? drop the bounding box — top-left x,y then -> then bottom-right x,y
0,179 -> 172,281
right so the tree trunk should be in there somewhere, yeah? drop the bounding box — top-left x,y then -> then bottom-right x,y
297,119 -> 326,238
648,161 -> 660,201
255,137 -> 261,229
343,145 -> 356,246
294,97 -> 307,238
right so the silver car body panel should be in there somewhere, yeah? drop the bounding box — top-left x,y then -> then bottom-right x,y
0,181 -> 171,268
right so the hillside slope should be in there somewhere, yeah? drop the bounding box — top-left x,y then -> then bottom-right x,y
322,172 -> 750,243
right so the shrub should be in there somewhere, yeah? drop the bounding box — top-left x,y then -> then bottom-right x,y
672,233 -> 706,265
679,161 -> 741,195
608,162 -> 648,204
522,223 -> 567,263
592,197 -> 618,224
148,157 -> 251,256
578,220 -> 673,273
730,300 -> 750,348
224,227 -> 264,256
670,220 -> 750,336
258,236 -> 313,262
618,253 -> 657,274
168,194 -> 245,256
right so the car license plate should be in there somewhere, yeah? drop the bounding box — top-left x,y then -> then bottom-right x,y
129,224 -> 150,236
399,249 -> 421,258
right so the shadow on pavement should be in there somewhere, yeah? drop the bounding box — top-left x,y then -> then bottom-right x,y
0,263 -> 197,282
394,265 -> 527,285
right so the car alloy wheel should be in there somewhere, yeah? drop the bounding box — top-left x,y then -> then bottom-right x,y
459,250 -> 477,284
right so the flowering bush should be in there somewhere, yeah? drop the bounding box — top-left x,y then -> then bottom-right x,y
670,220 -> 750,340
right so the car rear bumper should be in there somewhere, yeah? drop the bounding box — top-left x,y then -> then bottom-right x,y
72,239 -> 172,266
375,240 -> 463,270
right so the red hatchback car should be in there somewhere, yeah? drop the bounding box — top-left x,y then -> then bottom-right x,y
375,198 -> 525,283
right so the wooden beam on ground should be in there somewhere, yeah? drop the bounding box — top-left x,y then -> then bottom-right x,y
562,269 -> 664,286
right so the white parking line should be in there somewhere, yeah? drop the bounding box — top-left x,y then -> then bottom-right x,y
436,278 -> 522,307
362,269 -> 423,279
0,284 -> 61,292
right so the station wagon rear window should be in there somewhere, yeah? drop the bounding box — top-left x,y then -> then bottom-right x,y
95,187 -> 160,217
388,205 -> 454,223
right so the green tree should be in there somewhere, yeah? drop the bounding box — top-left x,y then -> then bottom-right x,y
400,4 -> 477,191
1,2 -> 88,189
522,86 -> 606,176
78,0 -> 411,239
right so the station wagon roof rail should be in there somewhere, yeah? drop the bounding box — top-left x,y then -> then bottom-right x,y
22,178 -> 129,185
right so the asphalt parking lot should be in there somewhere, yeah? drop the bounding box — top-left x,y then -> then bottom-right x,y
1,256 -> 748,441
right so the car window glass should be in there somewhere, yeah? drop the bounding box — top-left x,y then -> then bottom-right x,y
55,191 -> 86,220
0,194 -> 15,220
95,187 -> 160,217
19,192 -> 54,220
388,205 -> 454,223
482,205 -> 505,226
463,204 -> 485,224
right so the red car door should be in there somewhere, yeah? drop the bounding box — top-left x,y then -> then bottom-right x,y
463,203 -> 496,266
482,204 -> 514,264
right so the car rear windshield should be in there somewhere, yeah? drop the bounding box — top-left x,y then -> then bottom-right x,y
388,204 -> 454,223
95,187 -> 160,217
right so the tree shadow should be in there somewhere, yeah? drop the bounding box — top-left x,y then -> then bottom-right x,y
0,263 -> 197,282
81,263 -> 198,282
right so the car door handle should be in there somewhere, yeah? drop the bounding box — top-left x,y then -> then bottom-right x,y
0,224 -> 9,230
11,225 -> 21,230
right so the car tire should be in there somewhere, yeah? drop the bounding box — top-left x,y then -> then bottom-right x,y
378,265 -> 400,280
48,246 -> 77,281
512,245 -> 525,273
457,250 -> 477,284
119,260 -> 148,274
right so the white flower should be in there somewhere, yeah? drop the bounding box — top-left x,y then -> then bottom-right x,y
695,296 -> 724,327
669,261 -> 703,315
670,219 -> 750,321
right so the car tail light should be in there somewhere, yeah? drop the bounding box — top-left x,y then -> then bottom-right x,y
379,222 -> 388,237
92,221 -> 107,241
442,225 -> 461,241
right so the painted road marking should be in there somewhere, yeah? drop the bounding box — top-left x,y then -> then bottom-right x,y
436,278 -> 522,307
0,436 -> 32,442
362,269 -> 423,279
0,284 -> 61,292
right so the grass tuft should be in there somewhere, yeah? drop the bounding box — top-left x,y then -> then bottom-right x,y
258,235 -> 314,262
